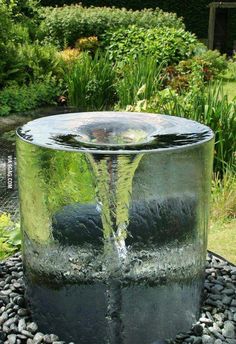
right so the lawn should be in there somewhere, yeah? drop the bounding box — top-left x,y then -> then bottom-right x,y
208,220 -> 236,264
222,80 -> 236,101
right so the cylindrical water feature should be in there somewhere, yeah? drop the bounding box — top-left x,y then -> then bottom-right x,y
16,112 -> 214,344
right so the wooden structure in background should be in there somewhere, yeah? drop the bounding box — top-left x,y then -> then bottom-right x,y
208,2 -> 236,50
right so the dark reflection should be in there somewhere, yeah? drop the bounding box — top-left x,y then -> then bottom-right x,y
52,197 -> 196,246
17,128 -> 33,142
52,130 -> 211,151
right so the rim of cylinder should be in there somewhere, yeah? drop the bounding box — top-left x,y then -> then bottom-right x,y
16,111 -> 215,155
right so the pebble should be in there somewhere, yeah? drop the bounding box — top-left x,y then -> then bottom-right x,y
222,321 -> 235,339
33,332 -> 44,343
192,324 -> 204,336
0,252 -> 235,344
27,321 -> 38,333
18,318 -> 26,332
7,334 -> 17,344
202,334 -> 214,344
214,340 -> 222,344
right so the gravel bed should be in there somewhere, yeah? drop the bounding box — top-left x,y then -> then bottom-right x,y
0,252 -> 235,344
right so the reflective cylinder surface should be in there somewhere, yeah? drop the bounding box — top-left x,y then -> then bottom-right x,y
16,112 -> 214,344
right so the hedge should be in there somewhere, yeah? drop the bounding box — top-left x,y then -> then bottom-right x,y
38,5 -> 185,48
39,0 -> 236,42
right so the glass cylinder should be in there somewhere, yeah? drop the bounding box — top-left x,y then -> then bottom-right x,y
16,112 -> 214,344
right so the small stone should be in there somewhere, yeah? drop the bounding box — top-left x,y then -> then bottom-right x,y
193,338 -> 202,344
7,334 -> 17,344
193,324 -> 203,336
43,335 -> 52,343
26,322 -> 38,334
33,333 -> 44,343
209,294 -> 222,301
15,297 -> 25,307
211,285 -> 224,293
222,295 -> 232,306
214,340 -> 222,344
226,340 -> 236,344
4,317 -> 17,327
1,289 -> 12,296
0,312 -> 8,325
202,335 -> 214,344
18,318 -> 26,332
0,292 -> 9,304
17,308 -> 28,316
209,328 -> 224,340
21,330 -> 34,339
44,334 -> 59,343
222,321 -> 235,339
27,340 -> 33,344
17,334 -> 27,340
222,289 -> 234,296
199,317 -> 213,325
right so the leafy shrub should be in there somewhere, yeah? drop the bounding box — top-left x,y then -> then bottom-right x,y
75,36 -> 100,54
0,5 -> 22,88
2,0 -> 41,40
17,43 -> 63,83
0,77 -> 62,116
162,50 -> 228,93
1,0 -> 40,21
67,51 -> 116,110
116,55 -> 163,108
104,26 -> 199,65
38,5 -> 185,48
58,48 -> 81,64
127,83 -> 236,176
0,213 -> 21,260
195,50 -> 228,78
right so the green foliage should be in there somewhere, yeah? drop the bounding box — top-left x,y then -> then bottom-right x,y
39,0 -> 211,40
38,5 -> 184,48
127,83 -> 236,176
116,55 -> 164,108
75,36 -> 100,54
1,0 -> 41,40
196,50 -> 228,77
0,3 -> 61,88
0,77 -> 62,116
0,5 -> 22,88
0,43 -> 63,87
41,151 -> 96,214
0,213 -> 21,260
211,169 -> 236,224
1,0 -> 40,21
17,43 -> 63,84
104,26 -> 199,65
67,51 -> 116,110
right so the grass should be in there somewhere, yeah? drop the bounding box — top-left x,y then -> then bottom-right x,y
116,55 -> 163,108
208,170 -> 236,264
67,51 -> 116,110
222,81 -> 236,101
208,220 -> 236,264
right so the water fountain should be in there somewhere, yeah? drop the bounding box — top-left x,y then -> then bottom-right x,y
16,112 -> 214,344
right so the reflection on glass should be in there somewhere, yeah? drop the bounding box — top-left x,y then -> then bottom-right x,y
16,112 -> 214,344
